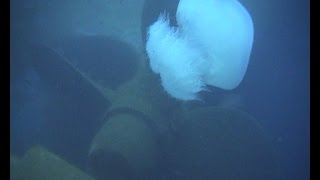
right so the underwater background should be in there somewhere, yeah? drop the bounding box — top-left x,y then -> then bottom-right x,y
10,0 -> 309,179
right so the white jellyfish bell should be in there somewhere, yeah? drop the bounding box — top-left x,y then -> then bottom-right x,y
146,0 -> 254,100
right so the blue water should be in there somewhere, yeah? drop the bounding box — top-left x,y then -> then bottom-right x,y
10,0 -> 309,179
243,1 -> 310,179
